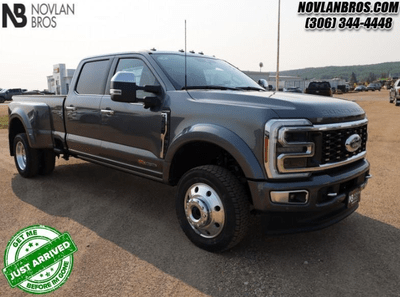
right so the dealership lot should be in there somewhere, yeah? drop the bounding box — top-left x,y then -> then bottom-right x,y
0,90 -> 399,296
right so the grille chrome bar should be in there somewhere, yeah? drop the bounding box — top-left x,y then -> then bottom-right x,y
278,151 -> 366,173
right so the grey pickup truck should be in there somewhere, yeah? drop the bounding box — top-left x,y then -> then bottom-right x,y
8,50 -> 371,252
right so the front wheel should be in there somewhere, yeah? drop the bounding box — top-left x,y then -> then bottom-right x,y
13,133 -> 40,178
176,165 -> 250,252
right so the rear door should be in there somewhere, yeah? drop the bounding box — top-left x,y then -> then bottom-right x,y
65,58 -> 112,156
98,55 -> 167,178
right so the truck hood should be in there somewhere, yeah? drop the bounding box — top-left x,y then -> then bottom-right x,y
187,90 -> 366,124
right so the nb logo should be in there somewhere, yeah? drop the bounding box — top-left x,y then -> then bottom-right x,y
2,4 -> 27,28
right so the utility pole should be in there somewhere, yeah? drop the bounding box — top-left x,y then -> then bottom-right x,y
276,0 -> 281,91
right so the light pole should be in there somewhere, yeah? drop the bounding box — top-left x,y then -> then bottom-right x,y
276,0 -> 281,91
259,62 -> 263,72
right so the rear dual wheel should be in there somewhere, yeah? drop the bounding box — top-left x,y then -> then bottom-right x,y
13,133 -> 55,178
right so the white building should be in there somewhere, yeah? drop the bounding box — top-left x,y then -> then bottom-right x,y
47,64 -> 75,95
243,71 -> 271,83
244,71 -> 306,91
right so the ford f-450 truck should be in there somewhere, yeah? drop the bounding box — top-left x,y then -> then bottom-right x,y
8,51 -> 371,252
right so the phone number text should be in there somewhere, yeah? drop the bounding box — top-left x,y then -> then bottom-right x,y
305,17 -> 393,30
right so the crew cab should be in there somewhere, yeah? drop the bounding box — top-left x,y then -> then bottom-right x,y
8,50 -> 371,251
390,79 -> 400,105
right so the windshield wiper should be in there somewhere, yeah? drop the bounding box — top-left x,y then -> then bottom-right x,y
236,86 -> 265,91
181,85 -> 240,91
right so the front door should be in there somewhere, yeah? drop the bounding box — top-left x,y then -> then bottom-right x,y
98,57 -> 166,178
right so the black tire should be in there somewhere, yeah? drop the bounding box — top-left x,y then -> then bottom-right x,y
176,165 -> 249,252
39,149 -> 56,175
13,133 -> 40,178
396,97 -> 399,106
0,97 -> 5,103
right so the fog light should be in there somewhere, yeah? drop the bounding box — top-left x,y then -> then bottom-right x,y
283,157 -> 307,169
270,190 -> 309,204
289,192 -> 308,203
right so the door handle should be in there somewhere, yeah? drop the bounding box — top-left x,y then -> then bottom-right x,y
65,106 -> 76,111
101,109 -> 115,116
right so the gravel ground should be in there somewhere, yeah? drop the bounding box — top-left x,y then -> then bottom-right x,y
0,90 -> 399,296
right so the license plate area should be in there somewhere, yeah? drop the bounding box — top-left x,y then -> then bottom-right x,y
347,188 -> 361,208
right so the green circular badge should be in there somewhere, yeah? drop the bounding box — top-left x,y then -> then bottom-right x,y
2,225 -> 78,294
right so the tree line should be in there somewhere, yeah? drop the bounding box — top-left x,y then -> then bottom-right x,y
272,61 -> 400,84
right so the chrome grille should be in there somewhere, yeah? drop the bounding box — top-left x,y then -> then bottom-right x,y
320,124 -> 367,165
265,118 -> 368,179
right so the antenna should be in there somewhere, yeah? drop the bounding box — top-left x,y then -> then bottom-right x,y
185,20 -> 187,89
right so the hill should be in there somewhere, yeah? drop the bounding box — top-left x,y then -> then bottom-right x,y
270,61 -> 400,82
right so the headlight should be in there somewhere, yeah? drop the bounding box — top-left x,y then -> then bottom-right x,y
264,119 -> 313,179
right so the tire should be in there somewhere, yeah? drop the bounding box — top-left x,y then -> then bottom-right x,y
176,165 -> 250,252
13,133 -> 40,178
0,97 -> 5,103
396,97 -> 399,106
39,149 -> 56,175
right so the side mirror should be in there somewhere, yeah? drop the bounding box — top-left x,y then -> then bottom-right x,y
110,71 -> 138,103
258,79 -> 269,89
110,71 -> 163,109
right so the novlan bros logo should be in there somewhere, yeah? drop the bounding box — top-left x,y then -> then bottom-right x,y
2,3 -> 75,28
2,4 -> 27,28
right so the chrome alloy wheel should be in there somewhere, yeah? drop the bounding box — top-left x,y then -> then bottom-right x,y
184,183 -> 225,238
15,141 -> 27,171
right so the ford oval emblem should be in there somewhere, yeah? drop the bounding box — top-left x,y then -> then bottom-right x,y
345,134 -> 362,152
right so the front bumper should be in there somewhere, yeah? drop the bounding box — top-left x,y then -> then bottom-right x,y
248,159 -> 370,233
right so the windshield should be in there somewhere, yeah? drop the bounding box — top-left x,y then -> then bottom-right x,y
151,53 -> 264,91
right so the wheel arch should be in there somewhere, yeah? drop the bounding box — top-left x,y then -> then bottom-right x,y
8,115 -> 28,156
164,124 -> 265,185
8,104 -> 53,154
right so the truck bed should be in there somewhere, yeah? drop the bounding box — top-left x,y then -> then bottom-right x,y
9,95 -> 67,152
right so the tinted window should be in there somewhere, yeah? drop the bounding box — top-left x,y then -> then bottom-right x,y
309,82 -> 331,89
114,58 -> 159,98
76,60 -> 110,95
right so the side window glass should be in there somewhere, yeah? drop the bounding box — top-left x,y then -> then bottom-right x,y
115,58 -> 159,99
76,60 -> 110,95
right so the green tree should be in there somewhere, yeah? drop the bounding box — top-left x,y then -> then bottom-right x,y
349,72 -> 357,85
366,72 -> 377,84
